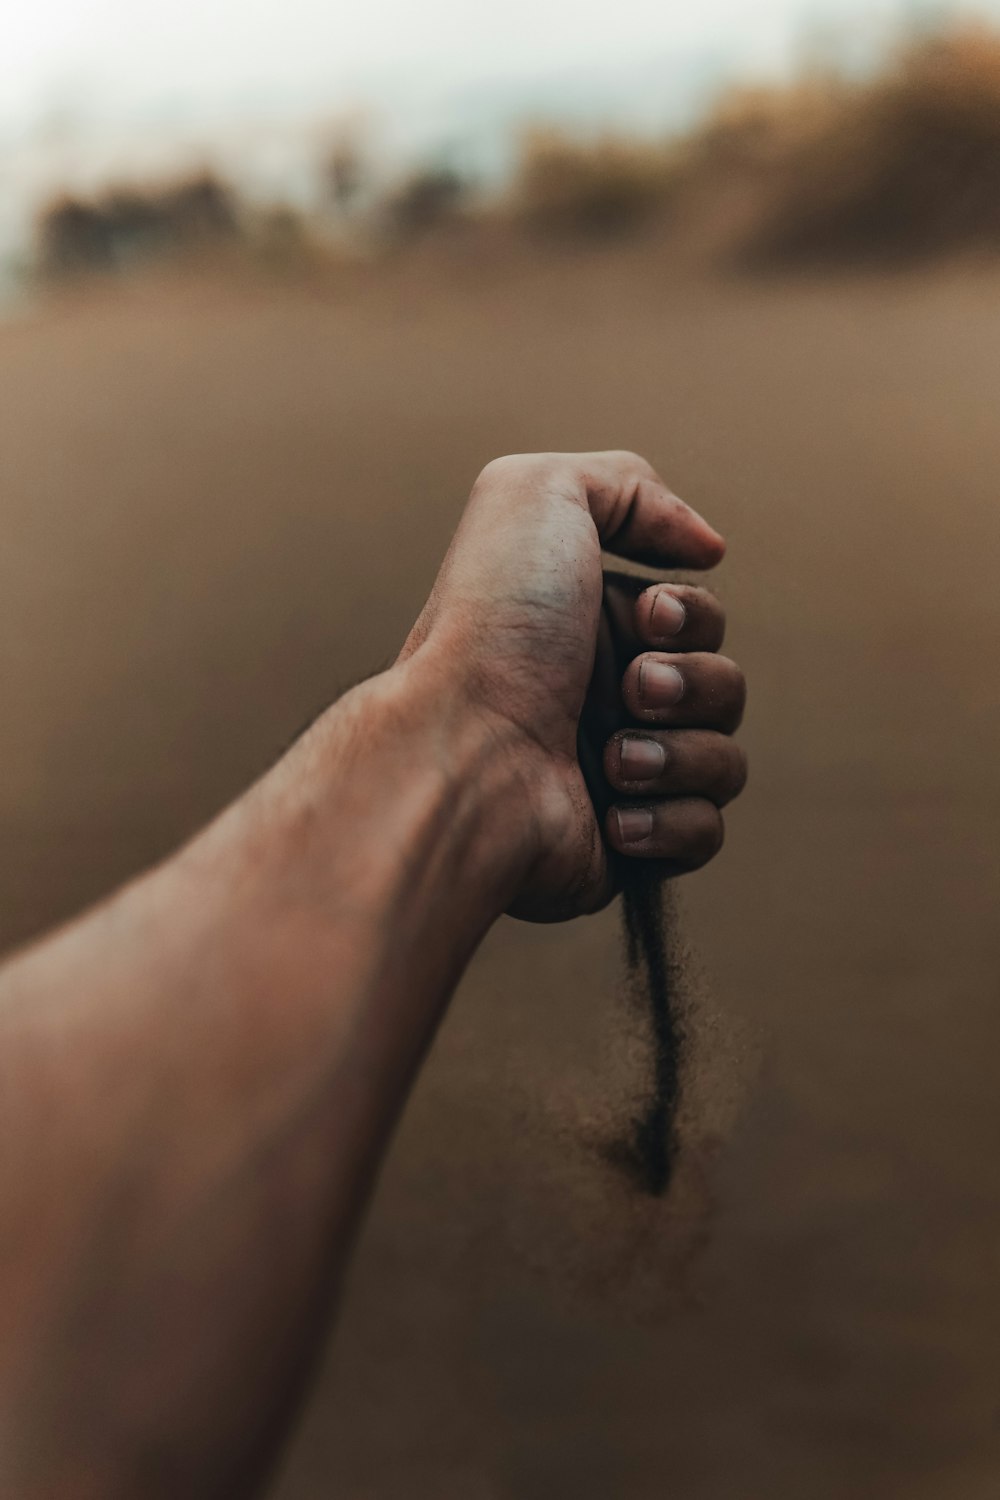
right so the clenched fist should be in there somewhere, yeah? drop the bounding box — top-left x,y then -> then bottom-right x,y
399,451 -> 747,921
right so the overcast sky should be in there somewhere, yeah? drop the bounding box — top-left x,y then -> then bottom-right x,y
5,0 -> 999,132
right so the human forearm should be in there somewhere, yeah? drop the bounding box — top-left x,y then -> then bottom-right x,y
0,653 -> 533,1498
0,449 -> 745,1498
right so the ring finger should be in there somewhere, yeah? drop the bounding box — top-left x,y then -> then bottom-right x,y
604,728 -> 747,805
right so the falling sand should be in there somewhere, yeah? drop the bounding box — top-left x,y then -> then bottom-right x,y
619,870 -> 682,1197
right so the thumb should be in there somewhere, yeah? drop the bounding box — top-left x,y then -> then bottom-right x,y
576,450 -> 725,570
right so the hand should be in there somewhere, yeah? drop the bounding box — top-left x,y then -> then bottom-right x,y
399,451 -> 747,922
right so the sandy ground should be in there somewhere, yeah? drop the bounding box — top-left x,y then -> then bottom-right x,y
1,239 -> 1000,1498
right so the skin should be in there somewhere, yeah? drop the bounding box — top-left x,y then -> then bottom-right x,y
0,451 -> 746,1498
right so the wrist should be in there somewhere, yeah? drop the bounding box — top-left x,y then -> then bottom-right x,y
353,653 -> 542,924
272,650 -> 541,946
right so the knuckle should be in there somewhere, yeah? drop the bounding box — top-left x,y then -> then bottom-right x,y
705,596 -> 727,647
686,804 -> 725,865
478,452 -> 575,503
610,448 -> 649,471
719,659 -> 747,716
682,733 -> 743,803
608,449 -> 660,490
476,453 -> 522,487
726,743 -> 749,799
704,740 -> 747,804
702,737 -> 731,792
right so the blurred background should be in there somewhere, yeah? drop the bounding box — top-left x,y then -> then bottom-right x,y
3,2 -> 1000,1496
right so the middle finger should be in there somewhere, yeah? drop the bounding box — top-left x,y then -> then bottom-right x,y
621,651 -> 746,731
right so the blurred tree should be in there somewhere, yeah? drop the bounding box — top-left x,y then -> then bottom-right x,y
384,164 -> 467,238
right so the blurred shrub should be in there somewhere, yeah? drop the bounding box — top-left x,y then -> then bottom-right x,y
30,24 -> 1000,283
513,32 -> 1000,261
37,172 -> 238,276
689,82 -> 844,175
382,166 -> 468,238
511,129 -> 676,237
36,199 -> 112,275
744,28 -> 1000,264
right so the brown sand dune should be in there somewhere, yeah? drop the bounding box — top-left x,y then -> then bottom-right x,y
1,242 -> 999,1498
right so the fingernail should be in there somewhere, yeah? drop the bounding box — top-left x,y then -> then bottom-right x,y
615,807 -> 653,846
639,660 -> 684,709
619,735 -> 665,781
650,590 -> 686,639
